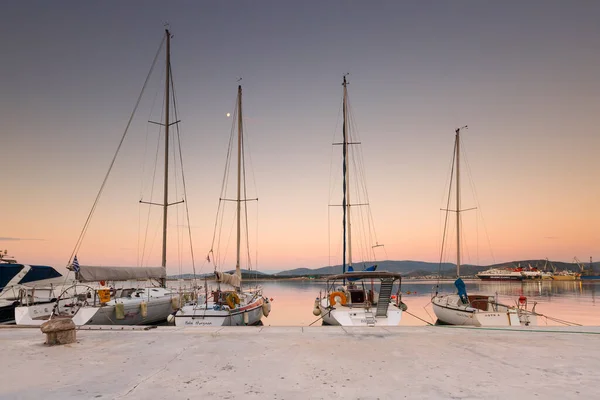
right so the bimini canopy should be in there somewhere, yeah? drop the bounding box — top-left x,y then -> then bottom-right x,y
325,271 -> 402,281
76,266 -> 166,283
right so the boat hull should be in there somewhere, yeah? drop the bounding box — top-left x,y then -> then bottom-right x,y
80,296 -> 175,325
432,294 -> 537,327
174,298 -> 265,327
15,298 -> 76,326
318,298 -> 402,327
431,297 -> 478,326
580,276 -> 600,280
477,275 -> 523,281
15,293 -> 176,326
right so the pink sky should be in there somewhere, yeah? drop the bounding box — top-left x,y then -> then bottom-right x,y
1,2 -> 599,274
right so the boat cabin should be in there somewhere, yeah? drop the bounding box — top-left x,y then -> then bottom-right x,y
324,271 -> 402,308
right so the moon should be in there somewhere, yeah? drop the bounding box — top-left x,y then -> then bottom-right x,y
226,113 -> 231,117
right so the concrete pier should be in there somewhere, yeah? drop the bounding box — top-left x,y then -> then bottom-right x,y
0,326 -> 598,399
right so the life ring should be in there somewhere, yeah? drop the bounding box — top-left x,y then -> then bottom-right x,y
329,291 -> 347,306
226,292 -> 241,309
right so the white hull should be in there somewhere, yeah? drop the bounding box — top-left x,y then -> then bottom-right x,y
16,287 -> 177,326
15,298 -> 74,326
174,297 -> 266,327
432,294 -> 537,327
318,298 -> 403,326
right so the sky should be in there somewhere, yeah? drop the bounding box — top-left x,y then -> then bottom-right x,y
1,1 -> 599,274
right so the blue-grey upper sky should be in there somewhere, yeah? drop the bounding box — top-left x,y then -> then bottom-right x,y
1,1 -> 599,271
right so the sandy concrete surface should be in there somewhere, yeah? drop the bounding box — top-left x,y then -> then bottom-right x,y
0,325 -> 598,399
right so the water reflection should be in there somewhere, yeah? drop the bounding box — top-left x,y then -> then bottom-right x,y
254,279 -> 600,327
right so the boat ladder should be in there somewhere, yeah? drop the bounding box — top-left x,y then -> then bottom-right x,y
375,278 -> 394,317
364,311 -> 376,327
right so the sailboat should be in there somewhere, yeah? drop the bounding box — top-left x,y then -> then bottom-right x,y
312,76 -> 405,327
431,127 -> 538,327
15,29 -> 187,326
172,84 -> 270,327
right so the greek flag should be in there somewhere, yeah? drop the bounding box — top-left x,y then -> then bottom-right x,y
72,255 -> 80,273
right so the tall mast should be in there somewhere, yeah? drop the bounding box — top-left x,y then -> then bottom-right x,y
161,29 -> 171,287
455,127 -> 460,277
236,85 -> 243,279
342,76 -> 350,278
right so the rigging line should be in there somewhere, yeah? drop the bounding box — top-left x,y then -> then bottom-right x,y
308,309 -> 331,326
461,137 -> 496,264
328,199 -> 331,269
241,115 -> 255,273
349,113 -> 379,263
328,96 -> 344,205
540,314 -> 582,326
460,212 -> 473,266
254,196 -> 259,281
170,64 -> 196,278
168,66 -> 183,276
141,100 -> 164,267
68,34 -> 166,266
241,106 -> 260,278
140,64 -> 166,200
240,105 -> 259,217
404,309 -> 434,326
242,135 -> 253,272
138,67 -> 164,266
436,140 -> 457,293
210,92 -> 238,267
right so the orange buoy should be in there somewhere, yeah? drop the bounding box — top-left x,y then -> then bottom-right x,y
329,291 -> 347,306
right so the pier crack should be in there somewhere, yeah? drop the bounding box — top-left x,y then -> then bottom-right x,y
114,347 -> 187,399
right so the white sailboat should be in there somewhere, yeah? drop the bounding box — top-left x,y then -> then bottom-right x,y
172,84 -> 270,327
15,29 -> 188,326
431,127 -> 538,327
312,76 -> 405,327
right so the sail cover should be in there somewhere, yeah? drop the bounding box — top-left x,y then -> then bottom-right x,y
77,266 -> 166,282
454,278 -> 468,304
215,269 -> 241,289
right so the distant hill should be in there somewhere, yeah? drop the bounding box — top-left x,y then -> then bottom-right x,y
274,260 -> 463,277
274,259 -> 595,278
167,259 -> 597,279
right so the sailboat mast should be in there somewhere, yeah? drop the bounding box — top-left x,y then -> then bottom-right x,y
236,85 -> 243,278
455,127 -> 461,278
161,29 -> 171,287
342,76 -> 349,277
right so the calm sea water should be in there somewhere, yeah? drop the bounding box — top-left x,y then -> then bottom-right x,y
248,279 -> 600,327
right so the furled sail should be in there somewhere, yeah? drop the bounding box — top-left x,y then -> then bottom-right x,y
215,269 -> 241,289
